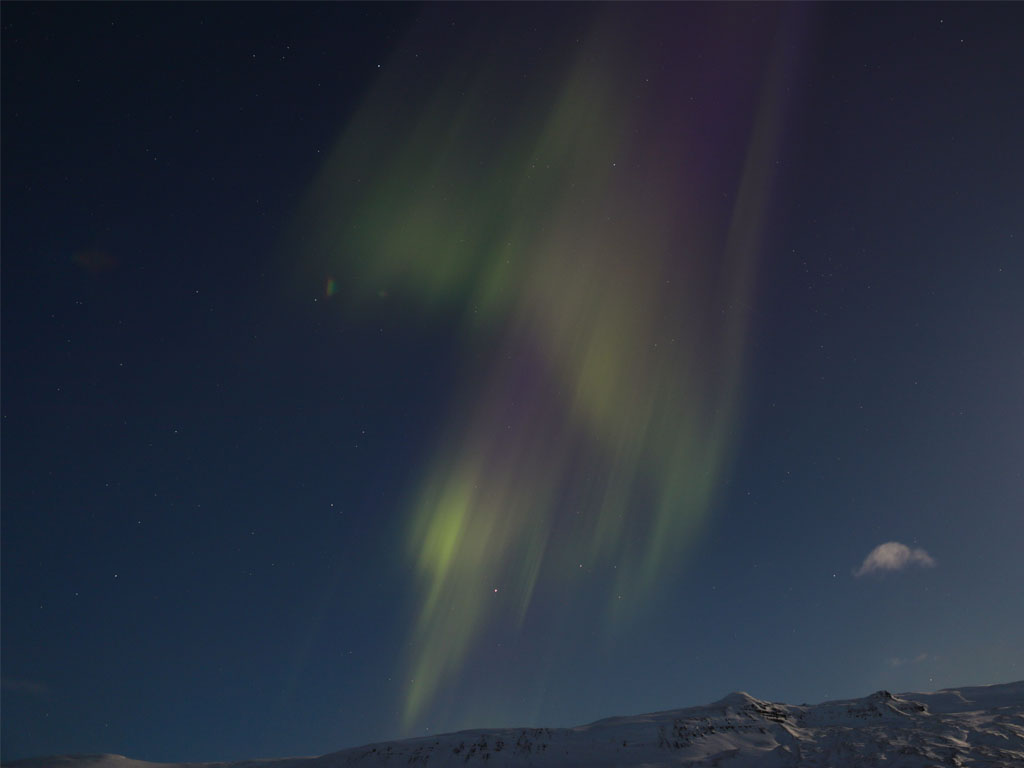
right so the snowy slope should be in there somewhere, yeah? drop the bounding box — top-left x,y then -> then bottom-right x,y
7,681 -> 1023,768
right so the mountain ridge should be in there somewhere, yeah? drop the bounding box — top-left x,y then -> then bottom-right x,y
7,681 -> 1023,768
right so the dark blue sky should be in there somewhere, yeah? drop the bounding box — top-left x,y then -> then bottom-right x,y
2,3 -> 1022,763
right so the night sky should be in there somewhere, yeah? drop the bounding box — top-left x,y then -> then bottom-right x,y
2,2 -> 1022,763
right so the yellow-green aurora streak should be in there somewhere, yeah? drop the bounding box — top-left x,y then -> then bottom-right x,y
294,7 -> 793,729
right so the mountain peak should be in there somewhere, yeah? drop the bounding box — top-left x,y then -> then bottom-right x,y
708,690 -> 766,708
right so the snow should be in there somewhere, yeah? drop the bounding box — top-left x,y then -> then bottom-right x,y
6,681 -> 1023,768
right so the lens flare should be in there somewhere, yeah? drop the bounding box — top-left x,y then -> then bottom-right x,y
293,5 -> 797,729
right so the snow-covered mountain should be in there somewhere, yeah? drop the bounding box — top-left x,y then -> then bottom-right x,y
7,681 -> 1023,768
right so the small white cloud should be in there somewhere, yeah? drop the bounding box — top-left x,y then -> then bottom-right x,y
855,541 -> 935,577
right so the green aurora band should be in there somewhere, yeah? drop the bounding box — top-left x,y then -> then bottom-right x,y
294,6 -> 796,729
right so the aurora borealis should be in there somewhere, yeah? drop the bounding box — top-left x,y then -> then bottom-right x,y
296,5 -> 796,726
4,2 -> 1024,763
